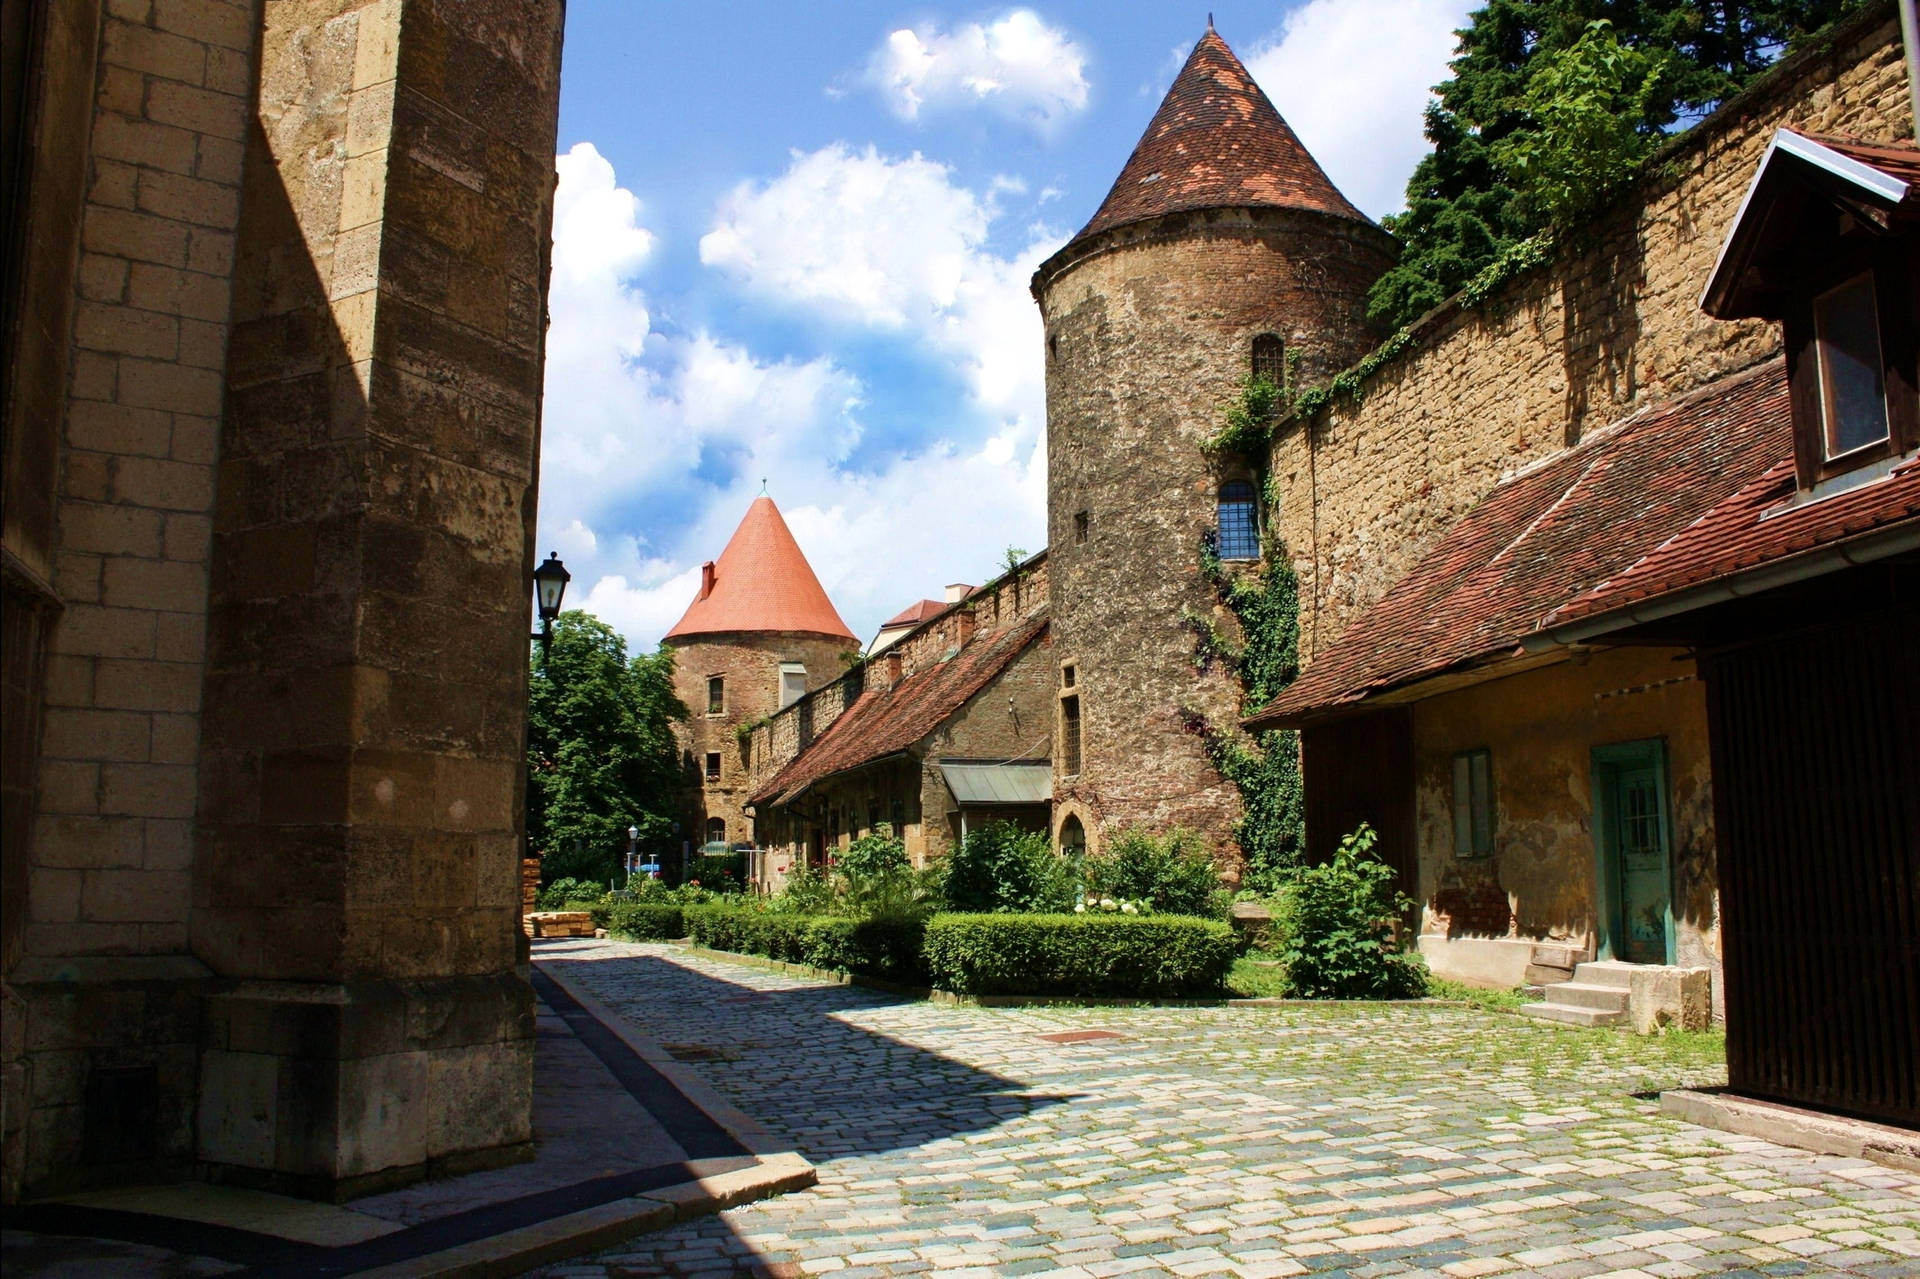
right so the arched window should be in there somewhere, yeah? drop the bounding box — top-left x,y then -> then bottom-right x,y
1058,814 -> 1086,858
705,817 -> 726,845
1251,333 -> 1285,385
1217,480 -> 1259,560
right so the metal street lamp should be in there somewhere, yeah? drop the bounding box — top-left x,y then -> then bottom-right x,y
626,824 -> 639,882
531,552 -> 570,657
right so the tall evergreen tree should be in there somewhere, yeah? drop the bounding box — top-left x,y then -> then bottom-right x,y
526,610 -> 687,884
1369,0 -> 1866,330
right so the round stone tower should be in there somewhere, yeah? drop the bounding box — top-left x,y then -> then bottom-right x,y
663,496 -> 857,853
1033,24 -> 1396,860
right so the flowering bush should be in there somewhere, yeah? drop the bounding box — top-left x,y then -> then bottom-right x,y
1072,894 -> 1149,916
1080,828 -> 1226,917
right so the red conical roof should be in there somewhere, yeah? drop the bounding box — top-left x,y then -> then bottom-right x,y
1070,27 -> 1369,247
663,497 -> 857,644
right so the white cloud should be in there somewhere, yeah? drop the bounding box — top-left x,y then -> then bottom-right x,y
699,142 -> 1052,428
864,9 -> 1089,132
1243,0 -> 1472,220
539,143 -> 1049,651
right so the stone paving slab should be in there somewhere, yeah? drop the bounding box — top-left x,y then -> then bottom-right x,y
530,939 -> 1920,1278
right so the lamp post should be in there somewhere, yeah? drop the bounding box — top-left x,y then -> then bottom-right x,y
531,552 -> 570,658
626,824 -> 638,883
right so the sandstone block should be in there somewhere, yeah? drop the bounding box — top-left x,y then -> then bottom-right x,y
38,761 -> 101,815
153,611 -> 207,662
143,817 -> 195,870
29,870 -> 85,924
85,205 -> 191,268
89,159 -> 140,210
44,655 -> 96,707
138,168 -> 240,228
33,814 -> 146,870
41,707 -> 149,762
94,657 -> 204,713
100,762 -> 198,819
103,17 -> 206,85
185,227 -> 233,275
196,134 -> 243,185
1629,965 -> 1713,1034
115,358 -> 222,417
69,399 -> 174,460
82,867 -> 190,923
78,253 -> 131,303
151,0 -> 253,52
146,80 -> 246,140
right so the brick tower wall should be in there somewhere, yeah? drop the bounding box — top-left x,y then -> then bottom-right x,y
1037,207 -> 1394,862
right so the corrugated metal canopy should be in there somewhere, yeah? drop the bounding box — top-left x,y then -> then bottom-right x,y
939,761 -> 1051,806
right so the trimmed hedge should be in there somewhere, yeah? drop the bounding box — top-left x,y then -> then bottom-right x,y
683,905 -> 927,982
603,902 -> 685,941
922,913 -> 1237,997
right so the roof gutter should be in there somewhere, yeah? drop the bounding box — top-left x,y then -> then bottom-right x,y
1524,521 -> 1920,649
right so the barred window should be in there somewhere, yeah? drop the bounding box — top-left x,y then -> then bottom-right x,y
1061,694 -> 1082,776
706,675 -> 724,715
1251,333 -> 1285,385
1217,480 -> 1259,560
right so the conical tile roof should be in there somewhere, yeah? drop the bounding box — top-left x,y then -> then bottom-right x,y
663,497 -> 857,644
1069,26 -> 1369,247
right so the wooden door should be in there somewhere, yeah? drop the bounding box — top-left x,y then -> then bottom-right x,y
1593,740 -> 1674,965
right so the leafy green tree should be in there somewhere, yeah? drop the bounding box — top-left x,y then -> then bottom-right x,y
527,610 -> 686,885
1370,0 -> 1865,330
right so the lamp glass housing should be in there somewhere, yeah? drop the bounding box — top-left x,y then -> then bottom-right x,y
532,553 -> 571,621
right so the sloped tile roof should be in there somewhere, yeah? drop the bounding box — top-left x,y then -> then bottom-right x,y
881,599 -> 950,628
664,496 -> 857,644
1067,27 -> 1369,250
1550,454 -> 1920,628
1809,133 -> 1920,192
752,608 -> 1049,807
1247,362 -> 1793,728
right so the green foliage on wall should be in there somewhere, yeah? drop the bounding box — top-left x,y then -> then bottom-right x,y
527,609 -> 687,885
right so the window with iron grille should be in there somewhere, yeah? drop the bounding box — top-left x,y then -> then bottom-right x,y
1217,480 -> 1258,560
706,675 -> 724,715
1251,333 -> 1285,385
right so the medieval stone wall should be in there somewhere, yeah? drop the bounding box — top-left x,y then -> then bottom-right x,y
912,630 -> 1054,864
1038,210 -> 1393,858
1268,10 -> 1913,660
668,631 -> 851,849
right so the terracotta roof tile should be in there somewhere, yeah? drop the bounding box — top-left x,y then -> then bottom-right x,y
752,609 -> 1049,807
1248,363 -> 1794,727
1068,27 -> 1369,248
1550,453 -> 1920,628
881,599 -> 949,628
1804,132 -> 1920,192
664,497 -> 857,644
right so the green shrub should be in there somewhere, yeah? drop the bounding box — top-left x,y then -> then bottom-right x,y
1083,828 -> 1226,917
683,904 -> 926,980
685,852 -> 746,893
536,876 -> 599,910
939,822 -> 1073,913
838,824 -> 908,880
602,902 -> 685,941
922,913 -> 1236,997
770,863 -> 837,914
1282,824 -> 1429,999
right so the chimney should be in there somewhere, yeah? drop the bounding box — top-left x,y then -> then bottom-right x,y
698,561 -> 716,601
954,608 -> 977,646
944,582 -> 972,604
885,649 -> 903,687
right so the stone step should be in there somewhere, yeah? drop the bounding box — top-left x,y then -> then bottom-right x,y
1572,959 -> 1640,989
1523,963 -> 1575,987
1542,981 -> 1631,1012
1518,1001 -> 1626,1028
1530,943 -> 1586,971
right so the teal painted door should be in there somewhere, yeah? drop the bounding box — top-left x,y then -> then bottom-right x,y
1594,741 -> 1674,965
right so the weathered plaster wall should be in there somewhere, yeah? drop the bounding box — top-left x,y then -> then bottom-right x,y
1039,211 -> 1393,860
913,630 -> 1054,864
1411,648 -> 1719,1010
1269,11 -> 1913,658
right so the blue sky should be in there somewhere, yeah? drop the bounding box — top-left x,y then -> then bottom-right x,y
540,1 -> 1475,648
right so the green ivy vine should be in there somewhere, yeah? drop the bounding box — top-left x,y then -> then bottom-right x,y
1185,376 -> 1310,893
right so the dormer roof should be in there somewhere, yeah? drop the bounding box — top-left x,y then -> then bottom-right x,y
1065,26 -> 1370,252
663,497 -> 857,644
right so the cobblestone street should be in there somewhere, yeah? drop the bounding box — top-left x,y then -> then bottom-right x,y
532,941 -> 1920,1279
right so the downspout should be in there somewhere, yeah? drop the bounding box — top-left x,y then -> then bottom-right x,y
1901,0 -> 1920,141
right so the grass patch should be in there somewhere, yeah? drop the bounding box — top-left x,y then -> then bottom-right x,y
1427,978 -> 1531,1012
1227,953 -> 1290,998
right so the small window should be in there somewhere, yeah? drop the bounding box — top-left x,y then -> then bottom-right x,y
1813,272 -> 1890,460
705,752 -> 721,781
705,817 -> 725,843
706,675 -> 725,715
1451,749 -> 1493,859
1061,694 -> 1082,777
1217,480 -> 1259,561
1061,663 -> 1075,689
1073,511 -> 1089,544
890,799 -> 906,833
779,663 -> 807,709
1251,333 -> 1285,385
